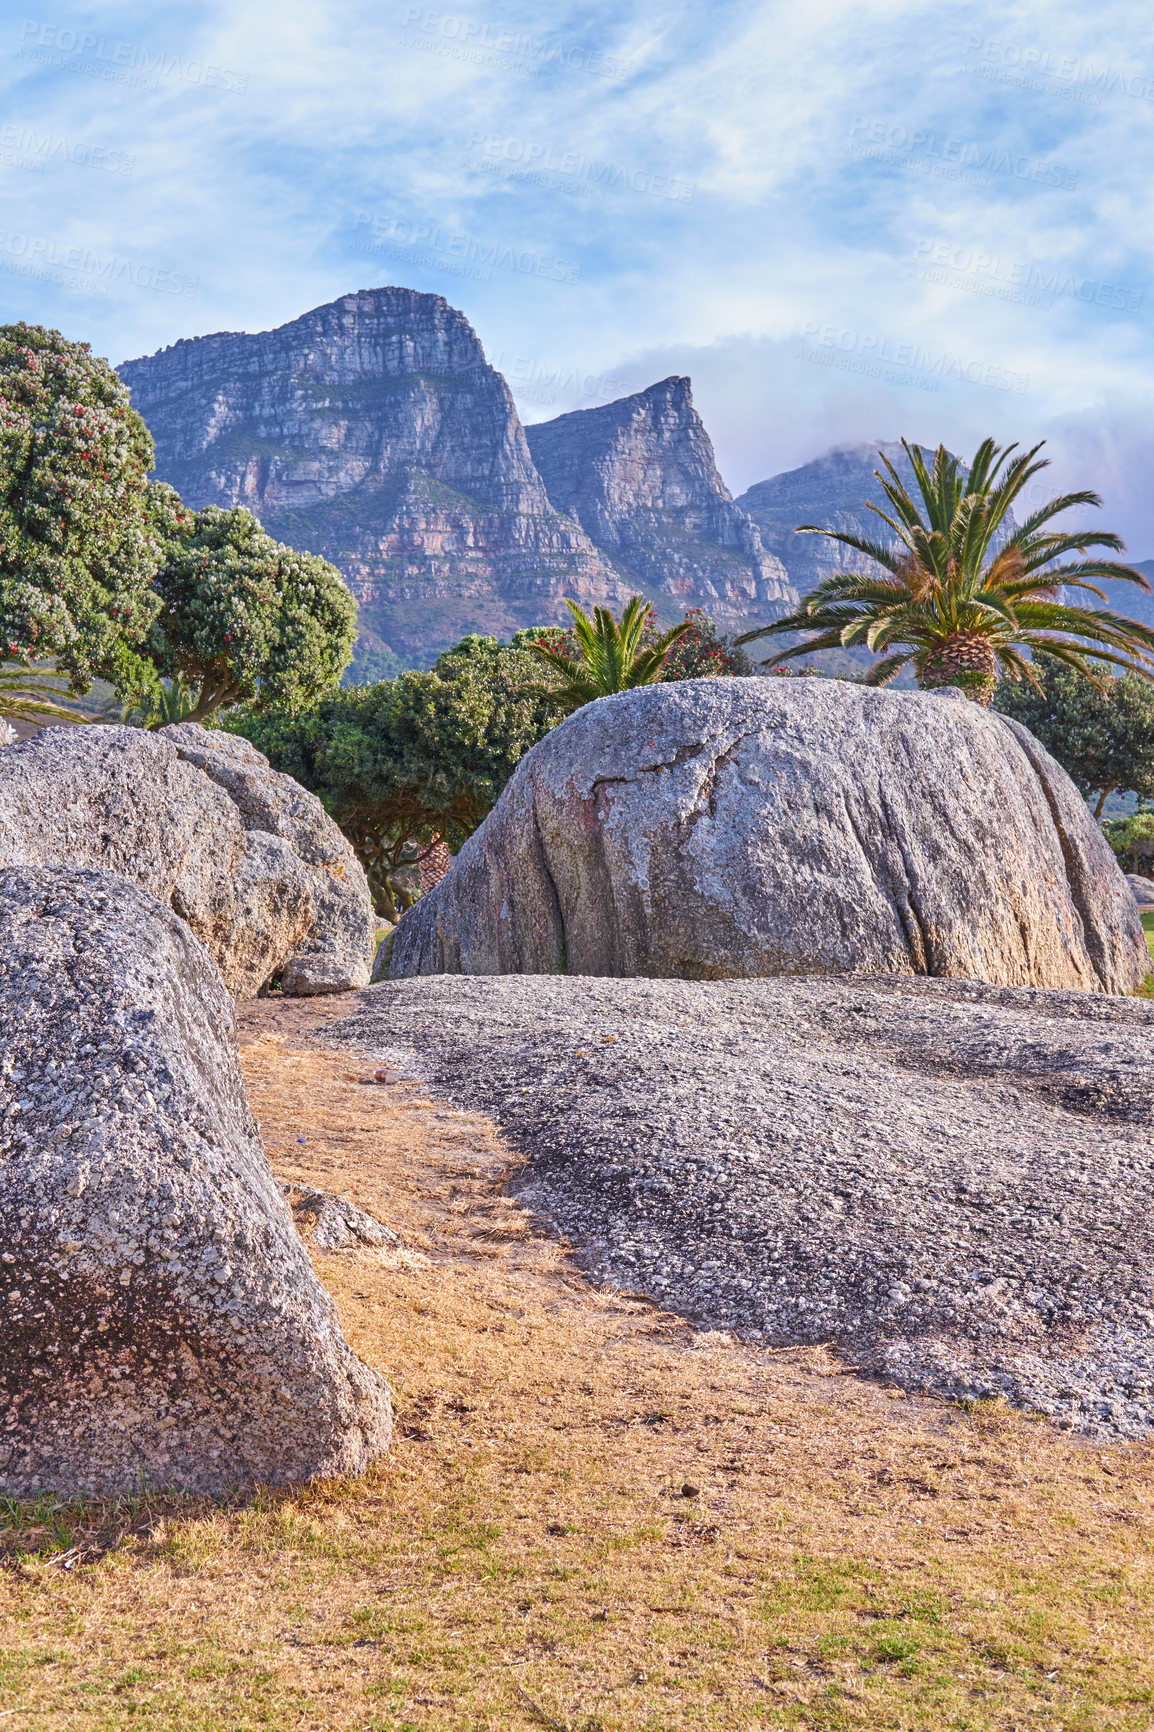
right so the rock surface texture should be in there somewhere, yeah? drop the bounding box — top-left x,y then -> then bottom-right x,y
336,972 -> 1154,1437
119,288 -> 628,665
0,724 -> 374,995
160,723 -> 376,994
391,680 -> 1148,994
0,865 -> 392,1496
1127,873 -> 1154,907
526,377 -> 797,632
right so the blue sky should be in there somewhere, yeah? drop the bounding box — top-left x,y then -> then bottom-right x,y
3,0 -> 1151,549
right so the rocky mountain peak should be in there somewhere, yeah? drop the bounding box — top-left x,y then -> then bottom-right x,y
526,378 -> 795,627
736,441 -> 919,592
119,288 -> 627,669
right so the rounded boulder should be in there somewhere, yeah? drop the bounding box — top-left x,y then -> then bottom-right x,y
391,679 -> 1148,993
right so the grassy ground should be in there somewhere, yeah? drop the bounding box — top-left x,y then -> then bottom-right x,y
2,996 -> 1153,1730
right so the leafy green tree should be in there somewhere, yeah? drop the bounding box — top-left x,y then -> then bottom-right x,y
737,438 -> 1154,704
148,501 -> 357,722
525,595 -> 691,715
994,653 -> 1154,816
225,634 -> 557,920
0,321 -> 165,692
1103,812 -> 1154,875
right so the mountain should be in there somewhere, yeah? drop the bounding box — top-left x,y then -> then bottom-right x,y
525,377 -> 796,631
735,441 -> 919,593
119,292 -> 795,672
1096,560 -> 1154,629
118,287 -> 629,667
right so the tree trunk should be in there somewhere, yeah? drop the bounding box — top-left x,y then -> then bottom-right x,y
418,836 -> 452,896
919,632 -> 998,705
1094,783 -> 1119,820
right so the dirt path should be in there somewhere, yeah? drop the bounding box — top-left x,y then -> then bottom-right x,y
1,994 -> 1153,1730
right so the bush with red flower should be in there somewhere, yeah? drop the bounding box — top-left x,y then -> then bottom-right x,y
0,321 -> 165,692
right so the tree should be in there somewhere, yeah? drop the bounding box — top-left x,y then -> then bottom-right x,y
736,438 -> 1154,704
225,634 -> 558,921
147,501 -> 357,722
994,653 -> 1154,816
516,605 -> 749,684
0,321 -> 165,692
107,672 -> 198,731
656,607 -> 751,679
1103,812 -> 1154,876
525,595 -> 691,715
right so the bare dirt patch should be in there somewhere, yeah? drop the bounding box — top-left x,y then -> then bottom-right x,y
1,993 -> 1153,1730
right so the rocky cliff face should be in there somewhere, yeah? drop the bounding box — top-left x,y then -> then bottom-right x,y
526,378 -> 796,630
736,441 -> 918,592
119,288 -> 629,665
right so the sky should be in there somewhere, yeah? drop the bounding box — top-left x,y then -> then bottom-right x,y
2,0 -> 1151,550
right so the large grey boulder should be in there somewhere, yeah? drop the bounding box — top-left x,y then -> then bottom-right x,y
1127,873 -> 1154,907
337,972 -> 1154,1437
392,679 -> 1148,994
0,864 -> 392,1496
0,724 -> 374,996
160,724 -> 375,994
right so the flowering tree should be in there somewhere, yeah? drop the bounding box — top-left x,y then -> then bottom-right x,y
147,501 -> 357,722
0,322 -> 164,690
656,607 -> 751,679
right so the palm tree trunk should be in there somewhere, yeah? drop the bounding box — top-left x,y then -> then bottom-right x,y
919,632 -> 998,704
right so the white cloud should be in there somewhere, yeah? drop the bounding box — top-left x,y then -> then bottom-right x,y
0,0 -> 1148,547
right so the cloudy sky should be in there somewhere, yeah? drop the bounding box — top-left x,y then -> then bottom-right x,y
2,0 -> 1150,547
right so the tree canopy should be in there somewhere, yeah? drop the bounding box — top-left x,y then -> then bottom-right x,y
737,438 -> 1154,704
0,321 -> 164,690
993,652 -> 1154,816
147,501 -> 357,721
224,634 -> 558,920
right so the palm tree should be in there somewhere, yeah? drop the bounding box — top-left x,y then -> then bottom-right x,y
527,596 -> 692,716
736,439 -> 1154,704
108,675 -> 198,730
0,662 -> 86,732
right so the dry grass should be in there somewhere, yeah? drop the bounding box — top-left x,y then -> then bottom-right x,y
2,995 -> 1154,1730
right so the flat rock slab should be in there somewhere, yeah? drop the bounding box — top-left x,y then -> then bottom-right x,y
337,973 -> 1154,1438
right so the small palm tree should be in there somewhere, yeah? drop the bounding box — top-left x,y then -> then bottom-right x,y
109,675 -> 198,730
0,662 -> 86,731
527,596 -> 692,716
736,438 -> 1154,704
